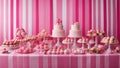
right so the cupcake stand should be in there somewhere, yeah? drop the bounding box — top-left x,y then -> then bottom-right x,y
69,37 -> 81,48
52,36 -> 64,46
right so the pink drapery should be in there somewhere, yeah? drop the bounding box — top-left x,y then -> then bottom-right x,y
0,0 -> 120,44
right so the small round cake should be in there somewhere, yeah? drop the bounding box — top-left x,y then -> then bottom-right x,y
52,19 -> 65,37
101,36 -> 119,44
68,23 -> 81,37
77,37 -> 88,43
62,38 -> 73,44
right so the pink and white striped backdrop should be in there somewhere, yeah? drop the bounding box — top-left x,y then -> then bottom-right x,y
0,0 -> 120,44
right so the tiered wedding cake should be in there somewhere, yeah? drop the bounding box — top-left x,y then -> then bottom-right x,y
68,23 -> 81,37
52,19 -> 65,37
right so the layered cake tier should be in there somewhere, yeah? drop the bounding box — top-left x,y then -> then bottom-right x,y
52,19 -> 65,37
69,23 -> 81,37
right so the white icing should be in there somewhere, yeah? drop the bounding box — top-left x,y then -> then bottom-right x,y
69,23 -> 81,37
52,23 -> 65,37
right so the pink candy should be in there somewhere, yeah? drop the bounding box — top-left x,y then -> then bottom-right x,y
15,46 -> 34,54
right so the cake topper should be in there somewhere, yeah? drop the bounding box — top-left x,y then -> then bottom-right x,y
57,19 -> 62,24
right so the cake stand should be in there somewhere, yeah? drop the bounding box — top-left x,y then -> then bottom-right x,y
104,43 -> 111,54
87,43 -> 91,49
42,37 -> 46,43
87,41 -> 94,49
27,42 -> 31,48
95,36 -> 98,46
78,41 -> 86,49
52,36 -> 65,46
48,40 -> 53,48
42,36 -> 49,43
63,42 -> 73,52
69,36 -> 81,49
81,43 -> 85,49
104,43 -> 118,54
87,34 -> 98,47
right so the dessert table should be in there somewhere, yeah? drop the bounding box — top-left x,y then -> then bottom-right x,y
0,22 -> 119,68
0,54 -> 120,68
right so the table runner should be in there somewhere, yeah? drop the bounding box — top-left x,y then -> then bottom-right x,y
0,54 -> 119,68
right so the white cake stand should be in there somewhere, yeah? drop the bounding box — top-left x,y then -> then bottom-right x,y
42,37 -> 46,43
68,36 -> 81,49
82,42 -> 87,49
87,43 -> 91,49
104,43 -> 111,54
87,35 -> 98,47
42,36 -> 50,43
52,36 -> 65,46
87,42 -> 94,49
104,43 -> 118,54
95,36 -> 98,47
62,42 -> 73,52
78,41 -> 88,50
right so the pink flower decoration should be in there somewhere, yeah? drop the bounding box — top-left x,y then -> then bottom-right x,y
57,19 -> 62,24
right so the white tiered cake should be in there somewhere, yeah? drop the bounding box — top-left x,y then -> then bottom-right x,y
68,23 -> 81,37
52,19 -> 65,37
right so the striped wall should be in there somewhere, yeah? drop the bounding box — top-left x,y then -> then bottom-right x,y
0,0 -> 120,44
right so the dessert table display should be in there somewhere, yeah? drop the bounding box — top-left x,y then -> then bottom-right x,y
0,19 -> 120,68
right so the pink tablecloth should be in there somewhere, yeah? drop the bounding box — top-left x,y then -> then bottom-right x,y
0,54 -> 120,68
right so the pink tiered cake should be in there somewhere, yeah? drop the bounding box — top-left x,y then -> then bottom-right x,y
68,23 -> 81,37
52,19 -> 65,37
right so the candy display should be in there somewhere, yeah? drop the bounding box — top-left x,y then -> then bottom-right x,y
15,46 -> 34,54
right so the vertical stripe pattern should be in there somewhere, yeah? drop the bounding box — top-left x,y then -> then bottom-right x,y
8,54 -> 13,68
29,55 -> 39,68
13,0 -> 16,38
43,56 -> 48,68
0,54 -> 119,68
78,56 -> 82,68
52,56 -> 58,68
96,55 -> 100,68
0,0 -> 119,44
3,0 -> 7,40
105,55 -> 109,68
